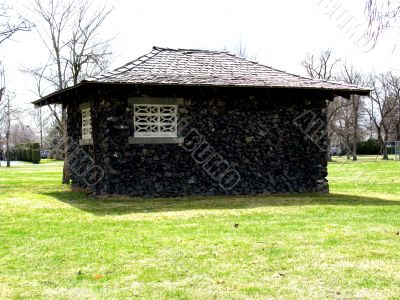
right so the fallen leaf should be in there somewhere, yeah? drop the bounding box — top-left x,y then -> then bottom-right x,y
93,274 -> 103,280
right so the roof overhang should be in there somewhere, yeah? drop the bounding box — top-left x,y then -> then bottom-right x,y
32,81 -> 371,108
32,83 -> 85,107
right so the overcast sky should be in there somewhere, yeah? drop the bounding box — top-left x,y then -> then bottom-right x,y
2,0 -> 399,109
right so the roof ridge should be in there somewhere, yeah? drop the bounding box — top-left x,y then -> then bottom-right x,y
222,51 -> 367,89
153,46 -> 230,54
243,58 -> 367,90
86,48 -> 163,81
113,48 -> 162,72
225,52 -> 260,64
222,53 -> 352,88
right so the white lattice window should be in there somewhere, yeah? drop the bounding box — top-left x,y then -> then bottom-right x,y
81,108 -> 92,140
134,104 -> 178,137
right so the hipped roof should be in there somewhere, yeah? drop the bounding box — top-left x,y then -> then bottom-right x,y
33,46 -> 370,106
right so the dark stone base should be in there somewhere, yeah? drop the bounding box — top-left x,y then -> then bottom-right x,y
67,85 -> 330,197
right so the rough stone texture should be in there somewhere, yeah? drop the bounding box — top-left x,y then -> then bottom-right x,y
67,84 -> 329,197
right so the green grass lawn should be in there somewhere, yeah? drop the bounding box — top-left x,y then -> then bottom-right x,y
0,157 -> 399,299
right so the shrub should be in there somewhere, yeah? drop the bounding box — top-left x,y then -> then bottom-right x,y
23,144 -> 30,161
24,144 -> 29,161
21,144 -> 26,161
5,149 -> 15,160
13,143 -> 41,164
357,139 -> 380,155
18,145 -> 23,160
14,146 -> 19,160
27,144 -> 33,162
31,143 -> 41,164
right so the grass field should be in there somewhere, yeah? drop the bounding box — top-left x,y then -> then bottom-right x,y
0,157 -> 399,299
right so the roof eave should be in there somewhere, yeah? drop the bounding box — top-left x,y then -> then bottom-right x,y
32,83 -> 85,107
89,81 -> 371,97
331,89 -> 371,98
32,81 -> 370,107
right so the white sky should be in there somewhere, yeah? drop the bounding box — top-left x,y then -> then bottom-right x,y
1,0 -> 399,110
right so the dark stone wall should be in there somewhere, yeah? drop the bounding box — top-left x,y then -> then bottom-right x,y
67,84 -> 329,197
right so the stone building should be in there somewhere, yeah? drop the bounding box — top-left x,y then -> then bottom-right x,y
34,47 -> 369,197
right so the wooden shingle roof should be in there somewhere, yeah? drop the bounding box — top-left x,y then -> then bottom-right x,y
86,46 -> 370,94
34,46 -> 370,106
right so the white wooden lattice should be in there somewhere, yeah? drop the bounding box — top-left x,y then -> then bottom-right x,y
134,104 -> 177,137
81,108 -> 92,139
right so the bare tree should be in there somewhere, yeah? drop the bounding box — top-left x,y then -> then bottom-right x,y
29,0 -> 113,183
0,66 -> 5,165
0,3 -> 31,45
302,49 -> 340,81
302,52 -> 370,161
8,123 -> 38,145
332,97 -> 354,158
0,92 -> 22,167
386,72 -> 400,141
339,62 -> 368,160
68,2 -> 112,85
366,0 -> 400,43
0,4 -> 32,166
223,39 -> 258,61
365,72 -> 398,159
0,65 -> 11,167
302,49 -> 343,160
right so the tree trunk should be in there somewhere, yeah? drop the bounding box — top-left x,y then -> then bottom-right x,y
346,133 -> 351,159
6,95 -> 10,167
352,138 -> 358,161
6,131 -> 10,167
382,133 -> 389,160
327,144 -> 333,161
382,144 -> 389,160
352,95 -> 359,161
0,132 -> 2,167
395,124 -> 400,142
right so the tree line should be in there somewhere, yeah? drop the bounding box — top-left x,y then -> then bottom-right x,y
0,0 -> 399,174
302,49 -> 400,161
0,0 -> 112,175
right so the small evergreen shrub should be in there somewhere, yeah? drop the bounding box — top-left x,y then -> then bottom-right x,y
12,143 -> 41,164
31,143 -> 41,164
357,139 -> 380,155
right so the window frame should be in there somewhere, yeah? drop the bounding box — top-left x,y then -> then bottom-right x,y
81,107 -> 93,139
79,102 -> 93,146
128,97 -> 186,144
133,104 -> 178,138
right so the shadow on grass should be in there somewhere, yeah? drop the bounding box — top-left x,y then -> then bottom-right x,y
41,191 -> 400,216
